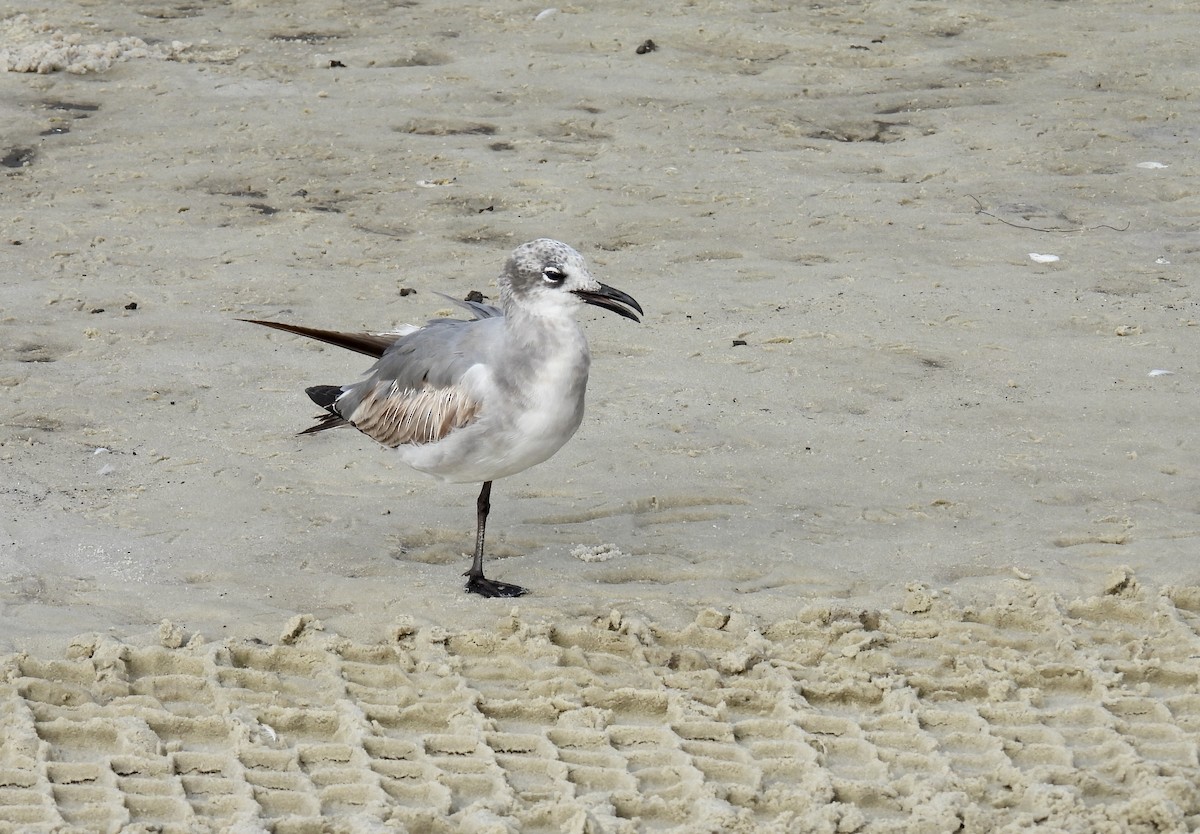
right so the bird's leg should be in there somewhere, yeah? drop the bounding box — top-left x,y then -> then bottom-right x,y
464,480 -> 528,597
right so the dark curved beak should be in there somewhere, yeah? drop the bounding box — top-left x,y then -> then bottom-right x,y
574,282 -> 643,323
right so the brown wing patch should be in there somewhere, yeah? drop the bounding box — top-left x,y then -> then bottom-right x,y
347,382 -> 480,447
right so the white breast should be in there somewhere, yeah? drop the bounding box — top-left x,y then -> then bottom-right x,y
396,328 -> 592,484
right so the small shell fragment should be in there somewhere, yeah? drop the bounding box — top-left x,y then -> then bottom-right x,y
416,178 -> 455,188
1028,253 -> 1059,263
534,8 -> 558,21
1148,369 -> 1175,377
1136,161 -> 1168,169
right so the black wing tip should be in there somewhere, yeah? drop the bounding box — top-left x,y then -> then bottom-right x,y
241,318 -> 395,358
306,385 -> 343,410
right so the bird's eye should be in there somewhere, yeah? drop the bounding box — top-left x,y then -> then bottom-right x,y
542,266 -> 566,284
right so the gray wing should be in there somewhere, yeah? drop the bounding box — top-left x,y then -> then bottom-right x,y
332,315 -> 505,448
362,314 -> 504,391
245,305 -> 504,447
431,292 -> 503,321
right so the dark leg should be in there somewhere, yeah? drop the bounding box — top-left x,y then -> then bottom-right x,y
464,481 -> 528,597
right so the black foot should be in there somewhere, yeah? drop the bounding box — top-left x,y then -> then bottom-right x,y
465,573 -> 529,598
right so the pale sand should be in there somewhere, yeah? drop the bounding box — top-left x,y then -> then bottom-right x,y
2,0 -> 1199,830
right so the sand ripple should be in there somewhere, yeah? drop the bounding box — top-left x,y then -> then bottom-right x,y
3,582 -> 1199,832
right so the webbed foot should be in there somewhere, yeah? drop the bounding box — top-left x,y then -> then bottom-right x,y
464,573 -> 529,598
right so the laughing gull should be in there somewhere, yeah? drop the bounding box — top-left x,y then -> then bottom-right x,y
244,239 -> 642,597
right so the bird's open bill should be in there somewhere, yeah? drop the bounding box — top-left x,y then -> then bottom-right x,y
574,282 -> 643,323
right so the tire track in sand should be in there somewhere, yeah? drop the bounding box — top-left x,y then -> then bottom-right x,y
2,578 -> 1199,833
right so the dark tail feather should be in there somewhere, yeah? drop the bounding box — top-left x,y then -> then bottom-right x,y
240,319 -> 396,358
299,412 -> 348,435
299,385 -> 348,435
242,319 -> 376,435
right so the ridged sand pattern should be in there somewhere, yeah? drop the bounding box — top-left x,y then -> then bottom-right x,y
2,585 -> 1199,832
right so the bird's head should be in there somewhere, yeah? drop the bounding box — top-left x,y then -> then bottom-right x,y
501,239 -> 642,323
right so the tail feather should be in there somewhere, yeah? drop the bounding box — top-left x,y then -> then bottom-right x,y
299,385 -> 348,434
299,412 -> 348,435
243,319 -> 382,436
240,319 -> 396,358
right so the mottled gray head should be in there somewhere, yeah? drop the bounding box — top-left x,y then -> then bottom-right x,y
500,239 -> 642,323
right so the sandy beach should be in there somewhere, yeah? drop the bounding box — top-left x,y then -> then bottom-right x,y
2,0 -> 1199,830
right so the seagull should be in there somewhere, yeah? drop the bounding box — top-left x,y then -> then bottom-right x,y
243,239 -> 643,597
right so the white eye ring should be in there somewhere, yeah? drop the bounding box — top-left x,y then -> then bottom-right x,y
542,267 -> 566,284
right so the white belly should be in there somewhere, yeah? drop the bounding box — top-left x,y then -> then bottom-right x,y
397,341 -> 590,483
